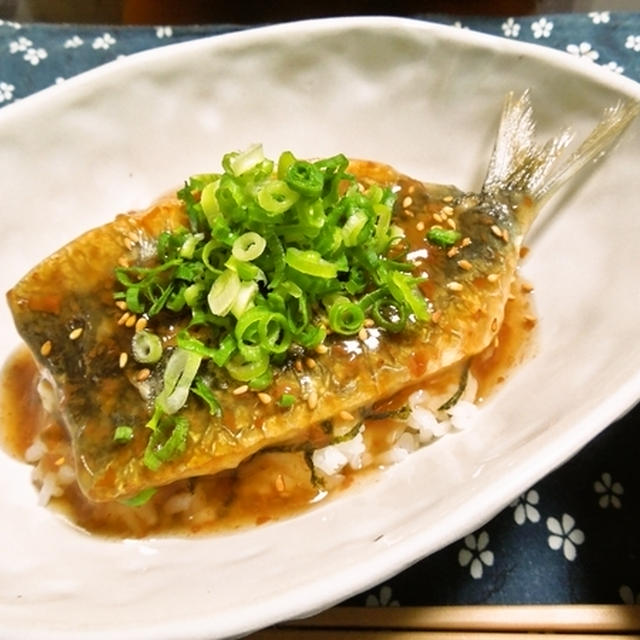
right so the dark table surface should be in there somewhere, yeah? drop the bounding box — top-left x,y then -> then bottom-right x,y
1,10 -> 639,608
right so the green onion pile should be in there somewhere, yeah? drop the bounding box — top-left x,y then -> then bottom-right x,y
114,144 -> 431,468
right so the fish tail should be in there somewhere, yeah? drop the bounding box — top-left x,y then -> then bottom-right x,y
482,90 -> 639,204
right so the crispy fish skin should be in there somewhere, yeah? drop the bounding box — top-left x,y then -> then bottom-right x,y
7,93 -> 638,501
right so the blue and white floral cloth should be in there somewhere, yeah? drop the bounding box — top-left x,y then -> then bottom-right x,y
1,12 -> 639,607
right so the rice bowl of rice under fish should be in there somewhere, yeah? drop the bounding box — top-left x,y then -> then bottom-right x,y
0,17 -> 639,640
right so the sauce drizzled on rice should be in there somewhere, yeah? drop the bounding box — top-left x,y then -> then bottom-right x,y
0,280 -> 535,538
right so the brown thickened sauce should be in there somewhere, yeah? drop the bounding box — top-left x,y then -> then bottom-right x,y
0,281 -> 536,539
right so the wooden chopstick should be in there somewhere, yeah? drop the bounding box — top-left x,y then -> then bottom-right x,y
252,632 -> 638,639
247,605 -> 640,639
289,604 -> 640,632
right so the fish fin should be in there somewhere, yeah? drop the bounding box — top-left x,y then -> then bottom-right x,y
483,90 -> 640,203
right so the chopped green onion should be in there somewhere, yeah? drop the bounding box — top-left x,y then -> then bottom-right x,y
227,143 -> 265,176
144,415 -> 190,471
285,160 -> 324,198
200,180 -> 220,224
156,348 -> 202,415
232,232 -> 266,262
248,367 -> 273,391
180,233 -> 204,259
278,393 -> 296,408
328,301 -> 365,335
285,248 -> 344,279
225,350 -> 269,382
113,425 -> 134,444
191,377 -> 222,416
342,210 -> 369,247
132,330 -> 163,364
257,180 -> 299,214
114,144 -> 435,433
277,150 -> 296,179
211,334 -> 237,367
120,487 -> 157,507
230,281 -> 258,318
208,268 -> 241,317
426,227 -> 462,248
371,298 -> 408,333
125,287 -> 145,314
259,311 -> 291,354
387,272 -> 430,322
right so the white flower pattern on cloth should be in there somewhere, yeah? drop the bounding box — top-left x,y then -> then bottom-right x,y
566,41 -> 600,62
365,585 -> 399,607
547,514 -> 585,561
64,36 -> 84,49
155,26 -> 174,39
594,472 -> 623,508
602,61 -> 624,74
9,36 -> 47,65
501,18 -> 521,38
8,35 -> 32,53
588,11 -> 610,25
531,17 -> 553,39
92,33 -> 116,50
511,489 -> 541,524
458,531 -> 494,579
23,46 -> 47,65
0,81 -> 15,103
620,585 -> 640,604
626,35 -> 640,52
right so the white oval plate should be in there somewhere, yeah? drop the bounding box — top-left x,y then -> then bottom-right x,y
0,16 -> 639,640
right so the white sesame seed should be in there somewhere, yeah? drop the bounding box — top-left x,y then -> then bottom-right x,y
446,281 -> 464,292
257,392 -> 272,405
135,317 -> 148,332
457,259 -> 472,271
233,385 -> 249,396
402,196 -> 413,208
137,368 -> 151,382
40,340 -> 52,357
68,327 -> 83,341
307,390 -> 318,410
119,352 -> 128,368
491,224 -> 503,238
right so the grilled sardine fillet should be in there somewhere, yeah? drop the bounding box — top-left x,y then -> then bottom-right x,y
7,92 -> 638,501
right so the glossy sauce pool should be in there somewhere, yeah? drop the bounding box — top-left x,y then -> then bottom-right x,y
0,282 -> 536,538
